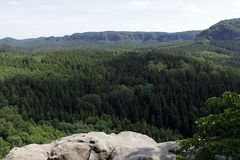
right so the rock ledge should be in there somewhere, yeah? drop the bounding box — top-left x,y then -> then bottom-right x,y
4,131 -> 177,160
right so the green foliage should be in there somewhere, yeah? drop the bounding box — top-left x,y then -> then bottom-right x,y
1,47 -> 240,137
0,106 -> 65,158
177,92 -> 240,159
147,61 -> 167,72
1,41 -> 240,158
0,106 -> 181,158
176,155 -> 191,160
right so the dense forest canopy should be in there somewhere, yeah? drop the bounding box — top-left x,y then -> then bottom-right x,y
1,43 -> 240,136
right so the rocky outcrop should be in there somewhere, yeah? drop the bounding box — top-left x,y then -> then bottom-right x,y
4,131 -> 177,160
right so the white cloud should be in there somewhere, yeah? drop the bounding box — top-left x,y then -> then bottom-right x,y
131,0 -> 149,8
87,10 -> 104,14
7,0 -> 22,6
182,4 -> 202,13
232,0 -> 240,7
176,0 -> 186,7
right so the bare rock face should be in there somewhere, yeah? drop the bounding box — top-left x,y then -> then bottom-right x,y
4,131 -> 177,160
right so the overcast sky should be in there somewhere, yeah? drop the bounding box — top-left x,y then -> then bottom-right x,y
0,0 -> 240,39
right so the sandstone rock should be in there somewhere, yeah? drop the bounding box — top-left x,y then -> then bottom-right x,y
4,131 -> 177,160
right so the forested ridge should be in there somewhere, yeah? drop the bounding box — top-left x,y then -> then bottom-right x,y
0,31 -> 200,50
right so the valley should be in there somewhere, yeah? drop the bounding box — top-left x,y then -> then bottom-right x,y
0,18 -> 240,159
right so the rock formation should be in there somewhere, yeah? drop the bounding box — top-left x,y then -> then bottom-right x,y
4,131 -> 177,160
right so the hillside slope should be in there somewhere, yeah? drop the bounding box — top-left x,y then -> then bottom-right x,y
196,18 -> 240,41
195,18 -> 240,53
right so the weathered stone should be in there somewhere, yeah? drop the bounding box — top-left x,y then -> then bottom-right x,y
4,132 -> 177,160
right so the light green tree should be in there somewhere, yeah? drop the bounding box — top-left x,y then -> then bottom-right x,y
177,92 -> 240,159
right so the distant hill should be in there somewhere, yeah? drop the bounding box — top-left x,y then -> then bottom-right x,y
196,18 -> 240,52
55,31 -> 200,42
196,18 -> 240,41
0,31 -> 200,51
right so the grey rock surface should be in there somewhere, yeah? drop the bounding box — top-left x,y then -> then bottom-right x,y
4,131 -> 177,160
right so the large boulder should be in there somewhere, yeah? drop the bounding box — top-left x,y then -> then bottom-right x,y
4,131 -> 177,160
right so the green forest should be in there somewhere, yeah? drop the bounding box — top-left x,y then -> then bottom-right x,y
0,18 -> 240,159
177,92 -> 240,159
0,41 -> 240,158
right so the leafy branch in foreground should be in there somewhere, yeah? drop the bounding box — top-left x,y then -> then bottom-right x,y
177,92 -> 240,160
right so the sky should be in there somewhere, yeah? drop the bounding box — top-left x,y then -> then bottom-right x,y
0,0 -> 240,39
